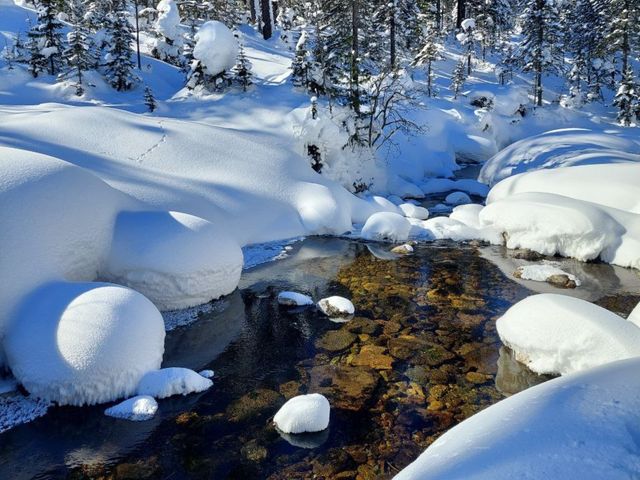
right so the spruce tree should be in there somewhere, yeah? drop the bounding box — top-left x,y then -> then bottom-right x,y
412,27 -> 441,97
144,85 -> 157,112
232,32 -> 253,91
613,66 -> 638,126
27,0 -> 64,76
62,0 -> 97,95
451,59 -> 466,98
104,1 -> 139,91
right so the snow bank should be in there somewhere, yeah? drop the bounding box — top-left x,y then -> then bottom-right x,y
399,203 -> 429,220
487,163 -> 640,214
629,303 -> 640,328
479,128 -> 640,186
449,204 -> 484,229
104,395 -> 158,421
277,291 -> 314,307
395,357 -> 640,480
317,297 -> 355,318
193,21 -> 238,76
137,367 -> 212,399
361,212 -> 411,243
480,192 -> 640,269
4,282 -> 165,406
496,294 -> 640,375
104,211 -> 243,311
445,191 -> 471,206
273,393 -> 330,434
420,178 -> 489,197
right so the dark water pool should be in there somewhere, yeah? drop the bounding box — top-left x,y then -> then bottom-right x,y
0,237 -> 581,479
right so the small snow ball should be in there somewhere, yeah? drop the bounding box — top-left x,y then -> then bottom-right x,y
4,282 -> 165,406
317,296 -> 355,319
199,369 -> 215,379
361,212 -> 411,243
105,395 -> 158,421
445,191 -> 472,206
399,203 -> 430,220
278,291 -> 314,307
137,367 -> 213,399
274,393 -> 330,434
193,21 -> 239,77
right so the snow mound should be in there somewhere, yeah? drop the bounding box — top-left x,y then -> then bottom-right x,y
420,178 -> 489,197
445,191 -> 471,206
480,192 -> 640,269
449,204 -> 484,229
137,367 -> 213,399
317,296 -> 355,318
104,210 -> 243,311
278,291 -> 314,307
514,264 -> 581,286
273,393 -> 330,434
487,163 -> 640,214
361,212 -> 411,243
496,294 -> 640,375
4,282 -> 165,406
479,128 -> 640,186
104,395 -> 158,421
395,357 -> 640,480
399,203 -> 429,220
193,21 -> 238,76
629,303 -> 640,328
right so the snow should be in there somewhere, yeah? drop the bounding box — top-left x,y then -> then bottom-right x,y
629,303 -> 640,328
449,204 -> 484,229
104,395 -> 158,422
394,357 -> 640,480
445,191 -> 472,206
104,210 -> 243,311
198,370 -> 215,379
137,367 -> 213,399
496,294 -> 640,375
399,203 -> 429,220
317,296 -> 355,318
420,178 -> 489,197
479,128 -> 640,187
4,282 -> 165,406
514,264 -> 581,286
361,212 -> 412,243
0,393 -> 50,434
193,21 -> 238,77
277,291 -> 314,307
273,393 -> 330,434
461,18 -> 476,30
155,0 -> 181,40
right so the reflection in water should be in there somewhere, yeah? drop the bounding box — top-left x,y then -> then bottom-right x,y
495,347 -> 552,396
278,428 -> 330,449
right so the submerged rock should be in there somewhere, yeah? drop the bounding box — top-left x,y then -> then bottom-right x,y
309,365 -> 379,411
315,330 -> 358,352
226,389 -> 283,423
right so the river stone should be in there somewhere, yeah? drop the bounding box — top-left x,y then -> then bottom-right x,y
510,248 -> 545,261
388,335 -> 455,367
346,317 -> 382,335
241,439 -> 268,462
390,244 -> 414,255
350,345 -> 394,370
546,274 -> 577,289
309,365 -> 379,411
315,330 -> 357,352
457,342 -> 499,375
465,371 -> 492,385
226,389 -> 283,423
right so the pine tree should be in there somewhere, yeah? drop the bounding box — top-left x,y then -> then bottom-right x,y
232,32 -> 253,91
144,85 -> 157,112
62,0 -> 97,95
517,0 -> 563,106
27,0 -> 64,76
104,1 -> 139,91
412,26 -> 441,97
451,59 -> 466,98
613,66 -> 638,126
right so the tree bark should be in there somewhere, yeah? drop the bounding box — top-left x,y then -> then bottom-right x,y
389,4 -> 396,69
260,0 -> 272,39
351,0 -> 360,113
456,0 -> 465,29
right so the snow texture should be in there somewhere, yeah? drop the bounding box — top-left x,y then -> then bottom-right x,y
0,393 -> 50,433
361,212 -> 412,243
317,296 -> 355,318
4,282 -> 165,406
193,21 -> 238,76
399,203 -> 429,220
137,367 -> 213,399
104,395 -> 158,421
395,357 -> 640,480
496,294 -> 640,375
273,393 -> 330,434
104,211 -> 243,311
278,291 -> 314,307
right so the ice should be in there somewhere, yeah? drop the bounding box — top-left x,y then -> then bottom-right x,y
193,21 -> 238,76
104,395 -> 158,422
137,367 -> 213,399
4,282 -> 165,406
361,212 -> 412,243
496,294 -> 640,375
273,393 -> 330,434
277,291 -> 314,307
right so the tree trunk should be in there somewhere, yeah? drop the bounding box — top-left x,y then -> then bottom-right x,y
436,0 -> 441,30
351,0 -> 360,114
260,0 -> 272,39
456,0 -> 465,29
389,5 -> 396,69
535,0 -> 544,107
248,0 -> 257,23
134,0 -> 141,69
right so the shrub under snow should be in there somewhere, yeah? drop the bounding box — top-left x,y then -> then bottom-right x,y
4,282 -> 165,406
361,212 -> 412,243
193,21 -> 238,76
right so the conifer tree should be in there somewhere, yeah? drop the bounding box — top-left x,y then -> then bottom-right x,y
451,59 -> 466,98
27,0 -> 64,76
144,85 -> 157,111
104,1 -> 139,91
232,32 -> 253,91
613,66 -> 638,126
62,0 -> 97,95
412,27 -> 441,97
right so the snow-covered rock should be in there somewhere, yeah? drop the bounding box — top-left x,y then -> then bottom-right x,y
317,296 -> 355,318
277,291 -> 314,307
104,211 -> 243,311
449,204 -> 484,229
479,128 -> 640,187
137,367 -> 213,399
395,357 -> 640,480
193,21 -> 238,76
155,0 -> 181,40
514,264 -> 581,287
4,282 -> 165,406
198,370 -> 215,379
361,212 -> 411,243
390,244 -> 414,255
104,395 -> 158,421
273,393 -> 330,434
445,191 -> 471,206
399,203 -> 429,220
496,294 -> 640,375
